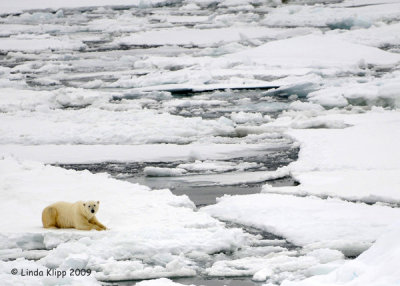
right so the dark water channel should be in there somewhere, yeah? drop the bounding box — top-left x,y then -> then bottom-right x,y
59,146 -> 298,206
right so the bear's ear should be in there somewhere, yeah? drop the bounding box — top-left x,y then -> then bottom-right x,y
97,201 -> 100,204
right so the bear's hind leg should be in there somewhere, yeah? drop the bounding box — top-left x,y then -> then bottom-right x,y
42,206 -> 58,229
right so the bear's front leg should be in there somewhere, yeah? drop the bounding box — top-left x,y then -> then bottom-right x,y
75,219 -> 103,231
89,216 -> 107,230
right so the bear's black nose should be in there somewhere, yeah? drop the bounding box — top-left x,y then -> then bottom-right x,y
91,210 -> 95,213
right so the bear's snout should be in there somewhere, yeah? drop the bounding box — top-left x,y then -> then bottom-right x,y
91,210 -> 95,213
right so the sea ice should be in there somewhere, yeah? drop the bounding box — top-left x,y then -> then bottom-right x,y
1,0 -> 400,285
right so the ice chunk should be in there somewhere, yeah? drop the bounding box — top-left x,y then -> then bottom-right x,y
305,249 -> 344,264
288,101 -> 324,112
144,167 -> 187,177
168,167 -> 290,186
177,160 -> 260,173
230,111 -> 265,124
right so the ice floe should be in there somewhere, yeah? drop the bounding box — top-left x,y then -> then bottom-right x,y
0,143 -> 270,164
263,110 -> 400,204
202,193 -> 400,256
0,157 -> 247,282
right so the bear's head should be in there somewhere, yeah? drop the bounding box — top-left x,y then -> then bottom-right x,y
82,201 -> 100,218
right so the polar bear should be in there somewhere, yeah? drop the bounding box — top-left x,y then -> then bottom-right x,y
42,200 -> 107,231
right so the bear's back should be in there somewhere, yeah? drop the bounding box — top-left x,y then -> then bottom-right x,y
51,201 -> 81,228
